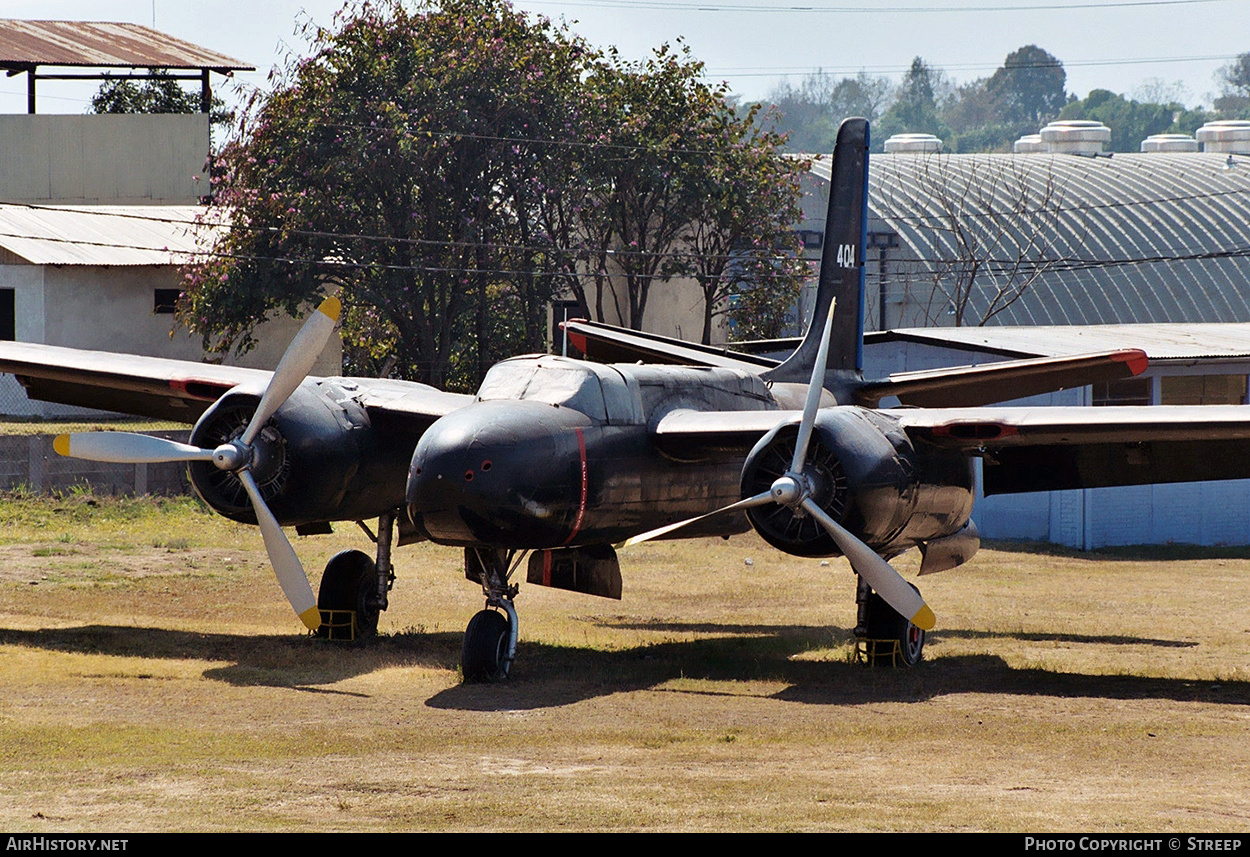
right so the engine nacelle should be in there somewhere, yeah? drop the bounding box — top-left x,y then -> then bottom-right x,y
740,407 -> 974,558
188,380 -> 401,527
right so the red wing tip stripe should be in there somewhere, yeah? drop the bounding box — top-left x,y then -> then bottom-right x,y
932,422 -> 1018,440
1111,349 -> 1149,376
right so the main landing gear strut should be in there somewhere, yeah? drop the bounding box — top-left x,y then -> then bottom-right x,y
461,548 -> 522,682
854,575 -> 926,667
315,510 -> 398,640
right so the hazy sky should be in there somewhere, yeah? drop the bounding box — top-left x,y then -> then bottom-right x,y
2,0 -> 1246,117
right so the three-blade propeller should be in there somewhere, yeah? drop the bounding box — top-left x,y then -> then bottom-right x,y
622,298 -> 935,632
53,296 -> 342,632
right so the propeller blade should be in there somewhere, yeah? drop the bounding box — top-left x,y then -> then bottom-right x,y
54,432 -> 215,464
242,295 -> 341,447
237,469 -> 322,631
791,298 -> 837,474
619,491 -> 774,548
801,497 -> 935,631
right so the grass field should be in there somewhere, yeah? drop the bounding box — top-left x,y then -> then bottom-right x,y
0,492 -> 1247,831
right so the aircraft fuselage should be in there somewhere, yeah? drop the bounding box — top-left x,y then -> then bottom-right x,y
405,354 -> 976,558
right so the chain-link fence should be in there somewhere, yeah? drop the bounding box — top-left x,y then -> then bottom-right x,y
0,373 -> 191,495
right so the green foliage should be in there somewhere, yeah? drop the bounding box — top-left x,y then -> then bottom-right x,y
876,58 -> 951,147
986,45 -> 1067,128
180,1 -> 801,387
764,71 -> 893,153
182,0 -> 594,390
1059,89 -> 1184,152
1214,53 -> 1250,118
92,68 -> 234,128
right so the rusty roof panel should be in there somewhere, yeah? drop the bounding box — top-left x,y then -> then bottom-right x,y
0,20 -> 251,70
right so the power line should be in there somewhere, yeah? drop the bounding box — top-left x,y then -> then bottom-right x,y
529,0 -> 1227,12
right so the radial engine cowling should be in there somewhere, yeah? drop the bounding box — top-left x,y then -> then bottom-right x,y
740,407 -> 972,558
188,381 -> 391,527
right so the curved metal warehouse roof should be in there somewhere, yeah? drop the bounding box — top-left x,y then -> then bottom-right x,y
811,152 -> 1250,326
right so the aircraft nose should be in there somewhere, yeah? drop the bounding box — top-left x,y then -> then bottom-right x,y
406,400 -> 592,546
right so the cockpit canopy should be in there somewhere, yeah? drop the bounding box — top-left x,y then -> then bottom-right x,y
477,355 -> 611,421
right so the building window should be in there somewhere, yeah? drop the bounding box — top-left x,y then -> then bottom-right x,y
0,289 -> 13,341
1160,374 -> 1248,405
799,230 -> 823,249
154,288 -> 181,315
1092,377 -> 1151,406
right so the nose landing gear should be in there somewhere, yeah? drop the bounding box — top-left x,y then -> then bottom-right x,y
462,547 -> 523,682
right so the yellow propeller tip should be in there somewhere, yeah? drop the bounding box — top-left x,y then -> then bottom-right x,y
52,435 -> 71,457
299,606 -> 323,631
317,296 -> 342,322
911,604 -> 936,632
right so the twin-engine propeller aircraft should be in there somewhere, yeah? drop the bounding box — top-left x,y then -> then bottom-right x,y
4,118 -> 1250,680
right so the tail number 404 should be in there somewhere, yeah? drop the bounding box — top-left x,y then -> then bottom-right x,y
836,243 -> 857,268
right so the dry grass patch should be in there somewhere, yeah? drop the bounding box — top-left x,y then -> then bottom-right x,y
0,492 -> 1247,830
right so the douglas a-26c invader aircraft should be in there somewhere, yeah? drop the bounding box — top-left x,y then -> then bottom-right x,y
3,118 -> 1249,680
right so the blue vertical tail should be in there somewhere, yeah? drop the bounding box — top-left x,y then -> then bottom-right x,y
764,117 -> 869,388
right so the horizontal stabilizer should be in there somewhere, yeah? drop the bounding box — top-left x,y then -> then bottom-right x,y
855,349 -> 1148,408
560,320 -> 776,371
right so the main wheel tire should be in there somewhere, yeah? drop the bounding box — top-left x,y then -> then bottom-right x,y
316,549 -> 380,639
863,589 -> 925,667
462,609 -> 511,683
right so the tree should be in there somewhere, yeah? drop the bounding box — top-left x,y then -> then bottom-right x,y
876,58 -> 951,146
986,45 -> 1067,129
92,68 -> 234,129
677,103 -> 809,343
568,45 -> 713,333
874,156 -> 1076,327
764,70 -> 893,152
1214,53 -> 1250,118
181,0 -> 595,390
557,43 -> 801,338
1059,89 -> 1182,152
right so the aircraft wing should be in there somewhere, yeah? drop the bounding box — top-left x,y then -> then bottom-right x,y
897,405 -> 1250,495
561,320 -> 776,371
0,341 -> 473,426
650,407 -> 799,460
854,349 -> 1148,408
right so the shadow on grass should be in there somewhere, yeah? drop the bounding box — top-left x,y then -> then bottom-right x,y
3,622 -> 1245,711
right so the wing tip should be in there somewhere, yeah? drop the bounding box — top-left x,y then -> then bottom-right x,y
1113,348 -> 1149,376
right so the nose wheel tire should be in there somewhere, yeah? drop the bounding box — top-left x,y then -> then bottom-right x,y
462,609 -> 512,682
317,549 -> 380,639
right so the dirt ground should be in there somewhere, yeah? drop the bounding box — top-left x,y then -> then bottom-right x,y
0,505 -> 1247,832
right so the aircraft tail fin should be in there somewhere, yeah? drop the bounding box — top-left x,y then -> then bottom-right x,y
764,117 -> 869,387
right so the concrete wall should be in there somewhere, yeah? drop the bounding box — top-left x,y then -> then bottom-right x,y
0,114 -> 209,204
0,432 -> 190,495
0,263 -> 342,417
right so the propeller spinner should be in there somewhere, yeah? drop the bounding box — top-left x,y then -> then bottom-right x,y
53,296 -> 342,632
622,298 -> 935,632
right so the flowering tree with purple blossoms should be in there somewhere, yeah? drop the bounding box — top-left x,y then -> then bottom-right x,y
181,0 -> 594,389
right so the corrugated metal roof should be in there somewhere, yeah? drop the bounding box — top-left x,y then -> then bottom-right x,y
0,203 -> 222,266
871,323 -> 1250,361
809,152 -> 1250,326
0,20 -> 251,70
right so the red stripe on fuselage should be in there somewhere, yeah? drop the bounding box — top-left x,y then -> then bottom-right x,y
563,427 -> 588,546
